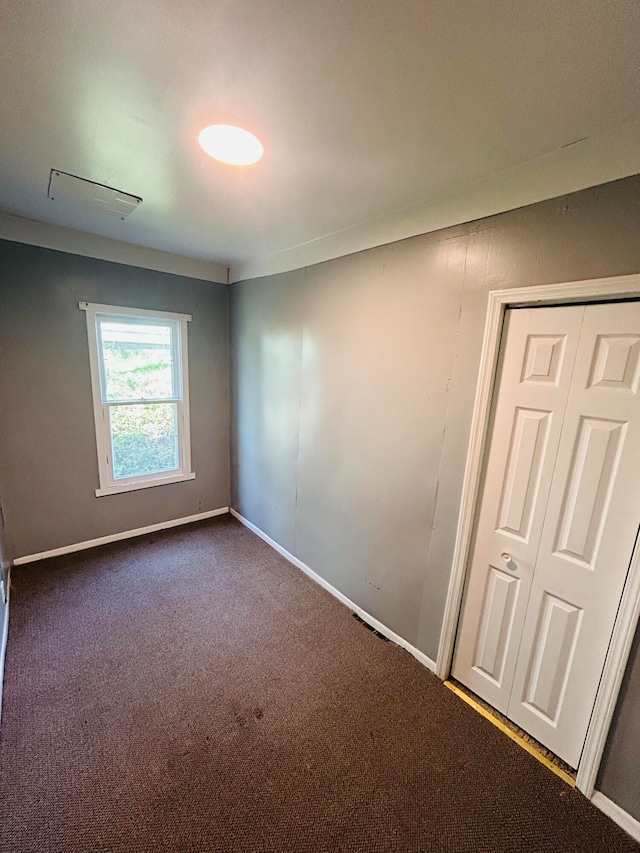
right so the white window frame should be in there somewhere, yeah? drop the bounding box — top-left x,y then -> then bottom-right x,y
80,301 -> 195,497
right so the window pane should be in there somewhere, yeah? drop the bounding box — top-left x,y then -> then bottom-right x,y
100,319 -> 175,401
109,403 -> 179,480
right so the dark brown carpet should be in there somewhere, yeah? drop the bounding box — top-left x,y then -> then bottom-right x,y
0,515 -> 636,852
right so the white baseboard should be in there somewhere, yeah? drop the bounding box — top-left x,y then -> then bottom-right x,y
229,508 -> 437,674
0,566 -> 10,730
13,507 -> 230,565
591,792 -> 640,843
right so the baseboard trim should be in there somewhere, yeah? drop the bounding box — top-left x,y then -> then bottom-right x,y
229,508 -> 437,674
0,566 -> 10,729
591,792 -> 640,843
13,507 -> 230,565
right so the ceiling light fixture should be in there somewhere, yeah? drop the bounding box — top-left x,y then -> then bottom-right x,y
198,124 -> 264,166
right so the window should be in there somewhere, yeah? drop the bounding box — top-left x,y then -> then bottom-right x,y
81,302 -> 194,496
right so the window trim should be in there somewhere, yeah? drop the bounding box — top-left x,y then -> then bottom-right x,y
80,301 -> 195,497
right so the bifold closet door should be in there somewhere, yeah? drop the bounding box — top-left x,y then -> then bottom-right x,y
452,305 -> 585,714
453,300 -> 640,768
507,301 -> 640,767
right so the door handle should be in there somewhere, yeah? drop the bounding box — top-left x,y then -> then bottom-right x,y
501,552 -> 518,571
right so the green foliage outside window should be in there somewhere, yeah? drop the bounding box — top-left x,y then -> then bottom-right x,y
103,341 -> 179,479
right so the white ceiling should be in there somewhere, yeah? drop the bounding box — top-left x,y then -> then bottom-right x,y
1,0 -> 640,280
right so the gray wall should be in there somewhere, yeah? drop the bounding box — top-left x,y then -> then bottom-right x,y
598,623 -> 640,816
230,174 -> 640,815
0,239 -> 230,558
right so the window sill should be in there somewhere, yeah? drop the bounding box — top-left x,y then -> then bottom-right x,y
95,472 -> 196,497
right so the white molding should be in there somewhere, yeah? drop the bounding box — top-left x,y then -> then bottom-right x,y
95,472 -> 196,497
435,272 -> 640,799
0,213 -> 228,284
79,302 -> 192,323
229,117 -> 640,282
81,302 -> 194,495
435,290 -> 505,680
229,508 -> 437,674
12,507 -> 229,565
0,566 -> 10,729
576,523 -> 640,796
591,792 -> 640,844
178,305 -> 193,500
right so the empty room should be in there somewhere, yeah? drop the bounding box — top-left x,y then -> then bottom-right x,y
2,2 -> 640,850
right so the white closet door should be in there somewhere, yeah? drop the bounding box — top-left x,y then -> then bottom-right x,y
452,305 -> 585,713
508,301 -> 640,767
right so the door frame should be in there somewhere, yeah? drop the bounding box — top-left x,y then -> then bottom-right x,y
436,272 -> 640,797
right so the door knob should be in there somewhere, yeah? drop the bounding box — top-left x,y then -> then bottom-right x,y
501,552 -> 518,571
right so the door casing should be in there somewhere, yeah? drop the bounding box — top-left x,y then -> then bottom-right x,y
437,273 -> 640,797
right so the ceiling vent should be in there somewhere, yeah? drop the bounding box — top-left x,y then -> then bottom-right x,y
47,170 -> 142,220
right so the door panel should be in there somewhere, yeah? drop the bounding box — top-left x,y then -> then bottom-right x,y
452,306 -> 585,712
521,592 -> 582,723
553,416 -> 626,567
508,302 -> 640,767
496,408 -> 552,539
474,567 -> 520,684
521,334 -> 567,385
588,334 -> 640,391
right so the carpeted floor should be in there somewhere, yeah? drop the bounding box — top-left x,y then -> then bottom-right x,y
0,515 -> 637,852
